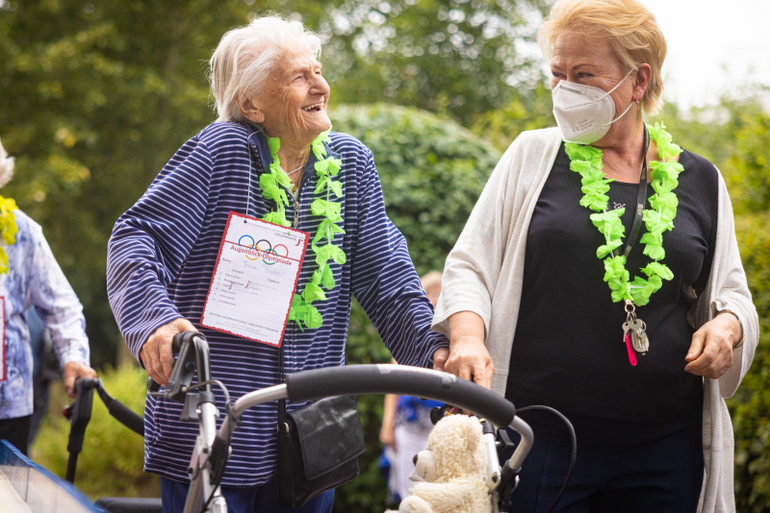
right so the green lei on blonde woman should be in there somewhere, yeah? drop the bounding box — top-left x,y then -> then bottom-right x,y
565,122 -> 683,307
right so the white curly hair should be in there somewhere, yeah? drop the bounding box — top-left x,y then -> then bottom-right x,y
208,15 -> 322,124
0,138 -> 14,189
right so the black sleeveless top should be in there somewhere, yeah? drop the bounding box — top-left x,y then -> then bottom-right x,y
505,143 -> 718,422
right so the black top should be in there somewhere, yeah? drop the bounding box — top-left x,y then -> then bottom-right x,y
506,142 -> 718,422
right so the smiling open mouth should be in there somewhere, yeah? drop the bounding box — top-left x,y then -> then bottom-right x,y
302,102 -> 324,112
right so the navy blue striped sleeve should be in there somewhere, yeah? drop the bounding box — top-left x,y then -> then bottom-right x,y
107,136 -> 212,358
349,148 -> 448,367
105,124 -> 450,486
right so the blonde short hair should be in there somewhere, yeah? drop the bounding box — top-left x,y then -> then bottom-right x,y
209,16 -> 322,123
0,138 -> 15,189
539,0 -> 667,115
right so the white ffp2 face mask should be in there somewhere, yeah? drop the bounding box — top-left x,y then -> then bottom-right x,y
551,69 -> 636,145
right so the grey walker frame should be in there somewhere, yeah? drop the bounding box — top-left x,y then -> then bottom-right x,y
149,334 -> 535,513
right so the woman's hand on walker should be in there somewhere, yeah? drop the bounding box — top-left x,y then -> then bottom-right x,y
440,311 -> 494,389
443,336 -> 494,389
140,317 -> 197,386
63,361 -> 98,398
684,312 -> 740,379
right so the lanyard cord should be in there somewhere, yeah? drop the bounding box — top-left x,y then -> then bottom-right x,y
245,141 -> 254,217
622,125 -> 651,258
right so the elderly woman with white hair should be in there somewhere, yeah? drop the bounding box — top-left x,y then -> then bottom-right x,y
0,139 -> 95,455
106,16 -> 459,513
433,0 -> 758,511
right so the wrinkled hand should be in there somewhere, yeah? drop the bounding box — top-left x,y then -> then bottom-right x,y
684,312 -> 741,379
140,317 -> 197,386
442,336 -> 494,390
63,361 -> 97,398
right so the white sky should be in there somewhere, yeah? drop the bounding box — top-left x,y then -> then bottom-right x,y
638,0 -> 770,108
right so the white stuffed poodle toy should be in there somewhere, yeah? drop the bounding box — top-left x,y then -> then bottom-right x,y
388,415 -> 491,513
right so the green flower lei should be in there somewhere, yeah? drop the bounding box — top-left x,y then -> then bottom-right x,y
565,122 -> 683,307
259,130 -> 345,330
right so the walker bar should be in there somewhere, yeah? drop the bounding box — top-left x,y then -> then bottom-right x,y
285,364 -> 516,428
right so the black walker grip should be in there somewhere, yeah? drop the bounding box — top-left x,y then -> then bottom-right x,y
285,365 -> 515,428
108,400 -> 145,437
147,378 -> 161,393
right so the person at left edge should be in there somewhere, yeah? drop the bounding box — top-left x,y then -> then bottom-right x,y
105,16 -> 461,513
0,137 -> 96,456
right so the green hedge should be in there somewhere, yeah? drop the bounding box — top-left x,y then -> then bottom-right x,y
730,212 -> 770,512
330,103 -> 501,276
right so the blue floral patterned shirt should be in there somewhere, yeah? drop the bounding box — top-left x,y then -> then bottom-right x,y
0,210 -> 90,419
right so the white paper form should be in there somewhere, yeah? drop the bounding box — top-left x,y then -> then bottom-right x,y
200,212 -> 309,347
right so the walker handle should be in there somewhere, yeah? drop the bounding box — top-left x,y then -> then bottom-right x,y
285,364 -> 515,428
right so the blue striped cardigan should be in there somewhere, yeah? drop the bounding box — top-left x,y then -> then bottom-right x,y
107,121 -> 448,485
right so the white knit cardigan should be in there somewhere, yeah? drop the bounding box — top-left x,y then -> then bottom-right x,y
433,127 -> 758,513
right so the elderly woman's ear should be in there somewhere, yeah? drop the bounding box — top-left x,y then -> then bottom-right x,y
239,97 -> 265,124
633,63 -> 653,105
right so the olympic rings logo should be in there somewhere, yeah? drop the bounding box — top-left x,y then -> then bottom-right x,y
238,235 -> 289,265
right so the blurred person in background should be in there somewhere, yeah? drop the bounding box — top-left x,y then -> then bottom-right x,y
433,0 -> 758,511
379,270 -> 443,504
0,137 -> 95,456
27,306 -> 61,445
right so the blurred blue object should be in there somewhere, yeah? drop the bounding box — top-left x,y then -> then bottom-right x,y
0,440 -> 99,512
396,395 -> 443,423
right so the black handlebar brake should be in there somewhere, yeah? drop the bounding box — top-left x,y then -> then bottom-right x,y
146,331 -> 212,403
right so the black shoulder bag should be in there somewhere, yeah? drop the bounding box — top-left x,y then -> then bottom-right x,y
276,344 -> 365,509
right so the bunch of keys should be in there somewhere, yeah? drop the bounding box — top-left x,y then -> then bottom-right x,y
626,318 -> 650,354
622,301 -> 650,358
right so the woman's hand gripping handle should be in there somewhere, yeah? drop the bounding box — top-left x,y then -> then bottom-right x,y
437,311 -> 494,390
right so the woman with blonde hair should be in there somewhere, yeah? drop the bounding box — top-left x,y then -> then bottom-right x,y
433,0 -> 757,510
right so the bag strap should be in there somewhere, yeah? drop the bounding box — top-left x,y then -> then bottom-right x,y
276,290 -> 350,433
278,342 -> 288,429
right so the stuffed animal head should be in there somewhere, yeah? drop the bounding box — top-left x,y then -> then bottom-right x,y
410,449 -> 438,483
421,415 -> 487,481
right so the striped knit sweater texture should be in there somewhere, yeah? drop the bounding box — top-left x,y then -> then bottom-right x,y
106,121 -> 447,485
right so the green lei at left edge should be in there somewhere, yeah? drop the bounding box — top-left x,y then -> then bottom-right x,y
565,122 -> 683,307
259,130 -> 345,330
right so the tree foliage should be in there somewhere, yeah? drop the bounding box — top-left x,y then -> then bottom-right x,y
471,81 -> 554,149
332,104 -> 500,274
719,103 -> 770,512
317,0 -> 549,124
